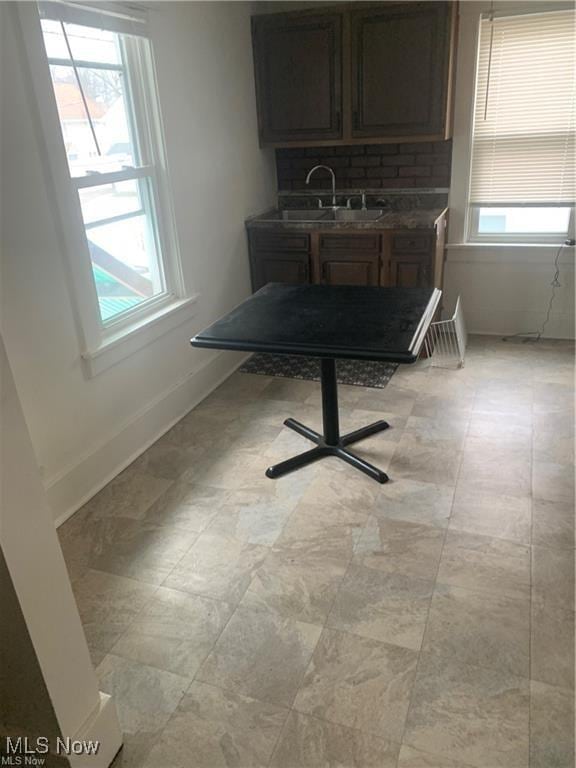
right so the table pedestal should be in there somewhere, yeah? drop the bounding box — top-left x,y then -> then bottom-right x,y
265,358 -> 390,484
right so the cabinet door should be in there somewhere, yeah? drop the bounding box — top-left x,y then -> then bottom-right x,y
250,252 -> 310,292
318,234 -> 380,286
390,257 -> 430,288
320,255 -> 380,286
351,2 -> 452,139
252,13 -> 343,144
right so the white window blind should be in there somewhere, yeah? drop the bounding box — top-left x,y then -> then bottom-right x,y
469,8 -> 575,206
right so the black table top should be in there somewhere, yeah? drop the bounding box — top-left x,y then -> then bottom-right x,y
191,284 -> 441,364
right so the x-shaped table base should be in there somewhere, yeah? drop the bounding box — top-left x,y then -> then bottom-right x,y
266,416 -> 390,483
265,358 -> 390,484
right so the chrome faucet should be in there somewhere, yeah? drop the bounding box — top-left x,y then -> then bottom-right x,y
305,165 -> 337,208
346,192 -> 367,210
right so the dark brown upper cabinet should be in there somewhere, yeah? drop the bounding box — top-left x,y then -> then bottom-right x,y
351,3 -> 452,139
251,13 -> 343,145
251,3 -> 456,148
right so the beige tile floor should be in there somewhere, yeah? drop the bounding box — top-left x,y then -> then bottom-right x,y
58,335 -> 575,768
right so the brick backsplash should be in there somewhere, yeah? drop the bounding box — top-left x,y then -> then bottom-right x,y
276,140 -> 452,191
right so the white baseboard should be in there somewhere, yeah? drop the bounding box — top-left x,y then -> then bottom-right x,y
49,351 -> 247,527
68,692 -> 122,768
461,309 -> 574,340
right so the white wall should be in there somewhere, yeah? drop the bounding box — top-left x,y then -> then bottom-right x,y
444,1 -> 575,338
1,2 -> 277,524
0,334 -> 122,766
443,248 -> 574,338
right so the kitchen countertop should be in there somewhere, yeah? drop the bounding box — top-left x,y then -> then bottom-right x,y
246,207 -> 447,231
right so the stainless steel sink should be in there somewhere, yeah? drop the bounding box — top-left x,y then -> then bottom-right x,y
277,209 -> 332,221
332,209 -> 384,222
259,208 -> 384,223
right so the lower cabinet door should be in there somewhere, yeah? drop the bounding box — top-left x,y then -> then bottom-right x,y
390,257 -> 430,288
251,252 -> 310,291
319,255 -> 380,286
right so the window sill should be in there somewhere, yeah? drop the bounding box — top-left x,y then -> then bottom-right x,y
82,294 -> 200,377
446,242 -> 575,264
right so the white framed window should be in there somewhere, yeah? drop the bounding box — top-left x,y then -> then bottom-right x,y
39,1 -> 183,326
467,7 -> 575,244
17,1 -> 195,374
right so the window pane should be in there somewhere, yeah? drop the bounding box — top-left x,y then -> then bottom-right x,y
48,63 -> 137,175
41,20 -> 122,65
93,265 -> 144,322
41,18 -> 173,328
477,207 -> 571,235
86,212 -> 164,323
79,180 -> 142,224
67,23 -> 122,64
41,19 -> 71,59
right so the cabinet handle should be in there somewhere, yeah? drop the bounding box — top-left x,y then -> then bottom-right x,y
353,110 -> 359,130
335,111 -> 341,132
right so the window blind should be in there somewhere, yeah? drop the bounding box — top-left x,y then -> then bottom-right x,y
469,9 -> 575,205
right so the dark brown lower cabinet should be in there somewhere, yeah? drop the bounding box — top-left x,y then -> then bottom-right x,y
250,251 -> 310,291
320,255 -> 380,286
248,231 -> 311,291
318,233 -> 380,286
385,227 -> 441,288
389,256 -> 430,288
247,214 -> 446,294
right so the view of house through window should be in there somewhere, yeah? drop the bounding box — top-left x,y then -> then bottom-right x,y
476,207 -> 572,236
40,17 -> 167,323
